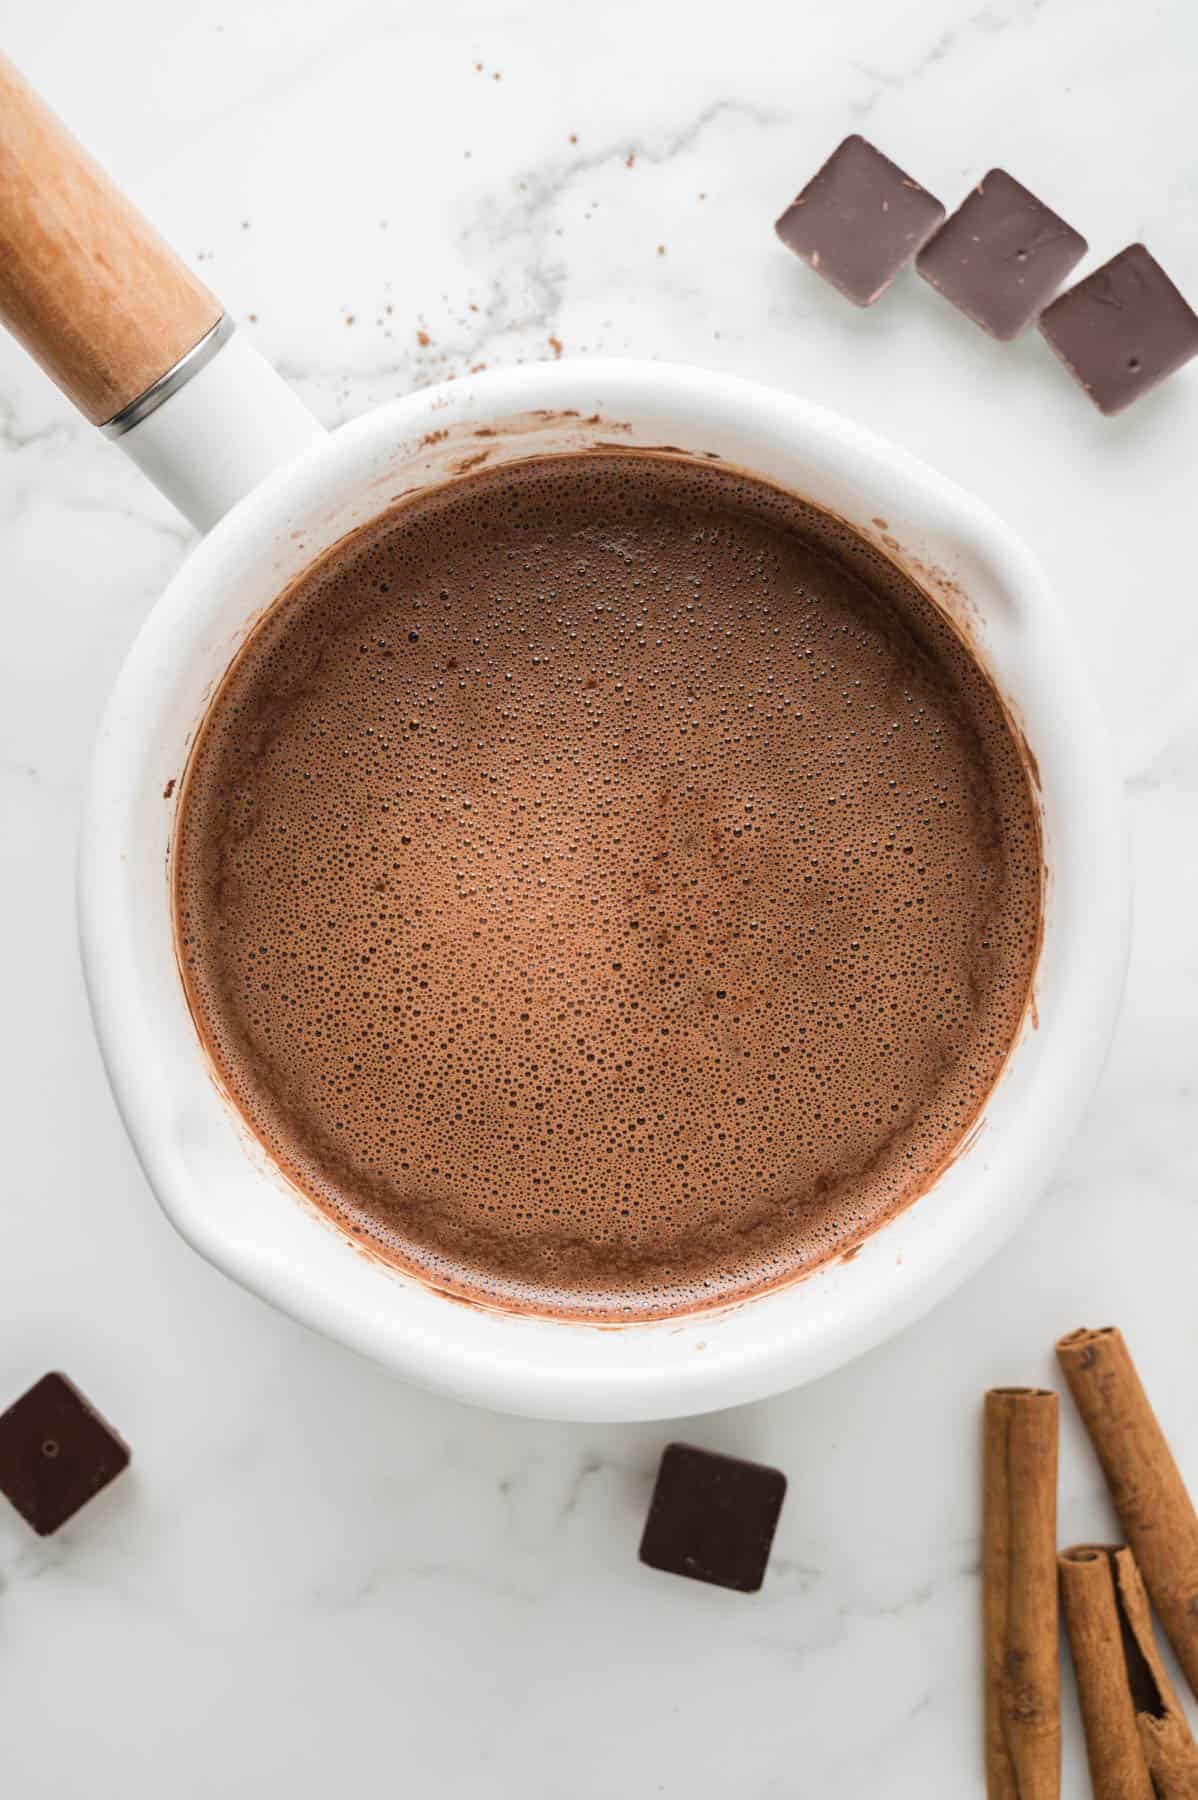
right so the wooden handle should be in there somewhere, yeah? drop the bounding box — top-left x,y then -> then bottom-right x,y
0,55 -> 222,425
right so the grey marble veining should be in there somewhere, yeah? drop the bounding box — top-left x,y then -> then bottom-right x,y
2,0 -> 1197,1793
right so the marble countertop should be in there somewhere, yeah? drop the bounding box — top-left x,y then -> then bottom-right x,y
3,1 -> 1197,1792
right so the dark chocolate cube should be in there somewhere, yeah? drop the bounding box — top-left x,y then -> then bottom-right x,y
1038,243 -> 1198,414
775,135 -> 945,307
639,1442 -> 786,1593
0,1373 -> 130,1535
916,169 -> 1087,340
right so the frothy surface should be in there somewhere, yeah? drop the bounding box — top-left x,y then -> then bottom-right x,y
174,452 -> 1041,1318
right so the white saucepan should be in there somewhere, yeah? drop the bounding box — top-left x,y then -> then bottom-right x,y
0,59 -> 1129,1420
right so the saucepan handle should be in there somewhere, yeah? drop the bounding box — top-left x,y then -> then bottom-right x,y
0,55 -> 324,529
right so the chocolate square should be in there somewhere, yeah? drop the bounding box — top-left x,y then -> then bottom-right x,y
638,1443 -> 787,1593
775,135 -> 945,307
915,169 -> 1087,340
0,1373 -> 130,1535
1039,243 -> 1198,414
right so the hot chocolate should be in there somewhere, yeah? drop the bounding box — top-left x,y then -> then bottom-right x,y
173,451 -> 1041,1318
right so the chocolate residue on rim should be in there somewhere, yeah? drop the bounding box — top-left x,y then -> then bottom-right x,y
450,448 -> 492,474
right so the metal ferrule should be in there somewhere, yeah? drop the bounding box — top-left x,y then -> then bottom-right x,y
100,312 -> 235,438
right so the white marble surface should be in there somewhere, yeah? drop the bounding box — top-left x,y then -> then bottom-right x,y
2,1 -> 1197,1792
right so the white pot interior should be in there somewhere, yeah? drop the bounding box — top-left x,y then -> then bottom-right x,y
80,361 -> 1128,1420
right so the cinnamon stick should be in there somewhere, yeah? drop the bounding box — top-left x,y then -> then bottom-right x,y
1058,1545 -> 1153,1800
983,1387 -> 1060,1799
1111,1547 -> 1198,1799
1057,1326 -> 1198,1701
